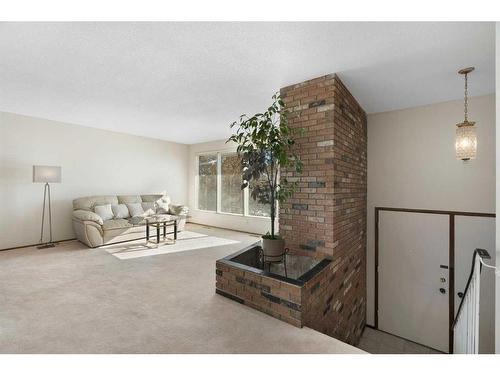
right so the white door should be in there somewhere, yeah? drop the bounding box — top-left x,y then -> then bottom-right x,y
455,216 -> 495,353
379,211 -> 449,352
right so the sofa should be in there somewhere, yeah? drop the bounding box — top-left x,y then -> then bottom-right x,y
72,194 -> 188,248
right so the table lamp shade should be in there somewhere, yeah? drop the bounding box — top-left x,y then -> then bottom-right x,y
33,165 -> 62,183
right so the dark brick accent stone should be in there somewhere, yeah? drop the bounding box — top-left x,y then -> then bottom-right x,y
282,300 -> 301,311
308,99 -> 326,108
308,181 -> 326,188
300,244 -> 316,251
261,291 -> 281,304
292,203 -> 308,210
308,240 -> 325,248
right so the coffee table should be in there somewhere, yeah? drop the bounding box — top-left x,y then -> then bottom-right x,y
145,215 -> 179,245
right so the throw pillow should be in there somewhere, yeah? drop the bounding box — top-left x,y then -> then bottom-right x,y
126,203 -> 145,217
111,204 -> 130,219
156,201 -> 169,214
94,204 -> 114,221
169,204 -> 187,215
141,202 -> 156,216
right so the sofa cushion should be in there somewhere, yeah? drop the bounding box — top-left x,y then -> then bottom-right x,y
94,204 -> 114,221
103,226 -> 145,243
156,201 -> 169,214
118,195 -> 142,204
127,203 -> 145,217
140,194 -> 171,214
141,202 -> 156,216
73,210 -> 104,225
169,204 -> 189,216
141,194 -> 164,203
112,204 -> 130,219
73,195 -> 118,211
102,219 -> 133,231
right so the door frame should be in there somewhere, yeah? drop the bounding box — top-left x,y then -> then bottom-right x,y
374,207 -> 495,353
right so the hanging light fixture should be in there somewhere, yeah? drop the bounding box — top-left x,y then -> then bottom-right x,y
455,67 -> 477,161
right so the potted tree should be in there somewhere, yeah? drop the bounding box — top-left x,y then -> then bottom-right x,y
227,93 -> 303,258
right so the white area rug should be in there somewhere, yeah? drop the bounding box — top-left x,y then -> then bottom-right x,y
102,230 -> 239,260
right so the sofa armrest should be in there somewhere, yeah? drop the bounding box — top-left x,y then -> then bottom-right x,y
73,210 -> 104,225
169,204 -> 189,216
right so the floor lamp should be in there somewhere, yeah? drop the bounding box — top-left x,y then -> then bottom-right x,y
33,165 -> 61,249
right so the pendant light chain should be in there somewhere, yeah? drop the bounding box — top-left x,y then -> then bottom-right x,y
464,72 -> 468,122
455,66 -> 477,161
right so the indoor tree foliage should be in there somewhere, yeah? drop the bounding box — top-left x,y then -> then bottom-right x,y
227,93 -> 303,239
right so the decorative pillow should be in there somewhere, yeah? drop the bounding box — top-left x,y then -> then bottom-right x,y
126,203 -> 145,217
169,204 -> 188,216
156,201 -> 170,214
112,204 -> 130,219
94,204 -> 114,221
141,202 -> 156,216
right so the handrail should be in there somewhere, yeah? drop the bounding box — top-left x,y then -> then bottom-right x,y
452,248 -> 490,329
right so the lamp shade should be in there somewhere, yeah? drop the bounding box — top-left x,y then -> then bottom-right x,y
33,165 -> 62,183
455,122 -> 477,161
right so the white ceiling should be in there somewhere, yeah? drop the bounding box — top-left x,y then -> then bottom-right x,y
0,22 -> 495,144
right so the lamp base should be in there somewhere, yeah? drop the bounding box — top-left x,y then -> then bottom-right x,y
37,242 -> 56,249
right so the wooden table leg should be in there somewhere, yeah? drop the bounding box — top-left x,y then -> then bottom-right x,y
156,223 -> 160,244
174,220 -> 177,241
163,222 -> 166,239
146,224 -> 149,242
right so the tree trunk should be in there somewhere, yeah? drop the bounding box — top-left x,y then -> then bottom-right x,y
270,189 -> 275,238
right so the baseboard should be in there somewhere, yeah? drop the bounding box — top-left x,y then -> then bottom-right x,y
0,238 -> 77,252
187,221 -> 263,236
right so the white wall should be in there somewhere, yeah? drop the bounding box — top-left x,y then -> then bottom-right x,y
367,94 -> 495,329
188,139 -> 271,235
0,111 -> 189,249
496,22 -> 500,354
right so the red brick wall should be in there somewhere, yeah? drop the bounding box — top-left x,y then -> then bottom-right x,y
216,260 -> 303,327
280,74 -> 367,344
302,255 -> 365,345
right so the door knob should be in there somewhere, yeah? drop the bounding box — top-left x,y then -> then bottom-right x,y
458,292 -> 464,298
439,288 -> 446,294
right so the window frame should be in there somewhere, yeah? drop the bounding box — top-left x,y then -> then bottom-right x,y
219,151 -> 245,216
195,151 -> 219,213
194,149 -> 271,219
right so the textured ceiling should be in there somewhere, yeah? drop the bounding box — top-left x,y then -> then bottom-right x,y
0,22 -> 494,144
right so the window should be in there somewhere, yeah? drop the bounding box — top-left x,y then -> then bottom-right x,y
221,153 -> 244,214
196,151 -> 271,218
197,154 -> 217,211
248,176 -> 271,217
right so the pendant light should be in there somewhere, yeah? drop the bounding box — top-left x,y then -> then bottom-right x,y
455,67 -> 477,161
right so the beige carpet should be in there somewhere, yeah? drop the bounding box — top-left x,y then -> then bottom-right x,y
0,224 -> 364,354
102,230 -> 239,260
